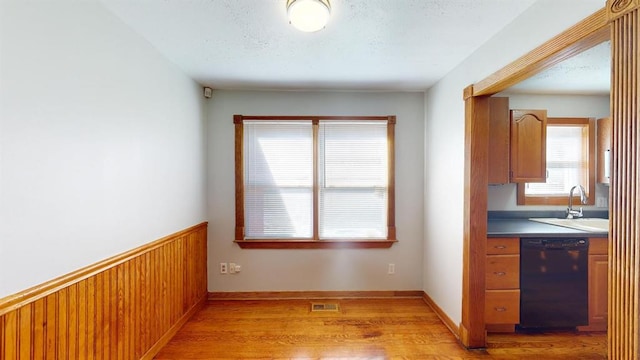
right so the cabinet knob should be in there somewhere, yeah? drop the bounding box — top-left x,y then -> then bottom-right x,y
494,307 -> 507,312
494,245 -> 507,249
493,271 -> 507,276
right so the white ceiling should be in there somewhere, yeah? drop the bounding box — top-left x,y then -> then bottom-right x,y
505,41 -> 611,95
101,0 -> 541,91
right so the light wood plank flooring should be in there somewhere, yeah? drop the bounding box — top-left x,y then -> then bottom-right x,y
155,298 -> 606,359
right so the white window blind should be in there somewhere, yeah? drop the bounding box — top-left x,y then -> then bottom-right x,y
318,121 -> 388,239
243,121 -> 313,238
525,124 -> 588,196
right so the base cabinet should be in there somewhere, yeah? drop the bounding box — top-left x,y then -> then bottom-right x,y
485,238 -> 520,331
486,236 -> 608,333
578,237 -> 608,331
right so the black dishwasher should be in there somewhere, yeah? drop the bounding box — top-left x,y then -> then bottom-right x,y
520,238 -> 589,329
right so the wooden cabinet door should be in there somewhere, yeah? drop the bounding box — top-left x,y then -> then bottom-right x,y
488,97 -> 510,184
510,109 -> 547,183
579,237 -> 608,332
587,254 -> 608,331
597,117 -> 612,184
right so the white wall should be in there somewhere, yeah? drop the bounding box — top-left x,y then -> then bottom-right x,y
207,90 -> 424,292
0,1 -> 207,298
488,94 -> 610,211
423,0 -> 606,325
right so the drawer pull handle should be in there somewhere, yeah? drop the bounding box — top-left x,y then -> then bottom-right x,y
494,307 -> 507,312
493,271 -> 506,276
494,245 -> 507,249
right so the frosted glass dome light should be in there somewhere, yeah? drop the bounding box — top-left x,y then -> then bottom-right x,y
287,0 -> 331,33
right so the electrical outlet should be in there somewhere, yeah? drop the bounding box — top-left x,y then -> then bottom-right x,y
220,262 -> 228,274
388,263 -> 395,275
229,262 -> 236,274
234,264 -> 241,273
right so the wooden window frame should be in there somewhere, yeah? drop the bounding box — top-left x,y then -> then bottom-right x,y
233,114 -> 397,249
517,117 -> 596,205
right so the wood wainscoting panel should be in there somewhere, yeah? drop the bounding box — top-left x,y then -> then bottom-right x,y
0,222 -> 207,360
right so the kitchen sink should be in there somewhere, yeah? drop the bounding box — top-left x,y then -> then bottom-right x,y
529,218 -> 609,232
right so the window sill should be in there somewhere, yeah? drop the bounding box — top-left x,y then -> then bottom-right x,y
234,239 -> 397,249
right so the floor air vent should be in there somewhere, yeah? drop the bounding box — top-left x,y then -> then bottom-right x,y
311,303 -> 340,312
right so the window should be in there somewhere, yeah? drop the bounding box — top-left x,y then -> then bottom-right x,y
234,115 -> 396,249
517,117 -> 596,205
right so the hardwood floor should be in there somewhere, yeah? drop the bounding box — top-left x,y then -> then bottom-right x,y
155,298 -> 606,359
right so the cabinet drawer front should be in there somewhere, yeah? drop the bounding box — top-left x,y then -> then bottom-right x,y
590,237 -> 608,255
486,255 -> 519,289
485,290 -> 520,324
487,238 -> 520,255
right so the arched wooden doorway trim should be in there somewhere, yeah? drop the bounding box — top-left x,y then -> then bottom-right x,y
460,7 -> 610,349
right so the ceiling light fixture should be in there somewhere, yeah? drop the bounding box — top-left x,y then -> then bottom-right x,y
286,0 -> 331,33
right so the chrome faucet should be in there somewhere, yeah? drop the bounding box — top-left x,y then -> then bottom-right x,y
567,185 -> 588,219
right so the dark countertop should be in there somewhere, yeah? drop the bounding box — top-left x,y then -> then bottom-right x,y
488,216 -> 608,238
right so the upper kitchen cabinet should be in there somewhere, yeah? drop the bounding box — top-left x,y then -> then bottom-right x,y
488,97 -> 510,184
488,102 -> 548,185
597,116 -> 611,184
510,109 -> 547,183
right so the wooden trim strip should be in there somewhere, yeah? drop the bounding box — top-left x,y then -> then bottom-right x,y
545,117 -> 592,125
460,95 -> 489,348
207,290 -> 423,300
312,119 -> 320,240
234,120 -> 245,241
0,222 -> 208,316
139,295 -> 206,360
234,115 -> 392,121
387,116 -> 397,240
422,291 -> 460,339
473,8 -> 610,96
234,239 -> 396,249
